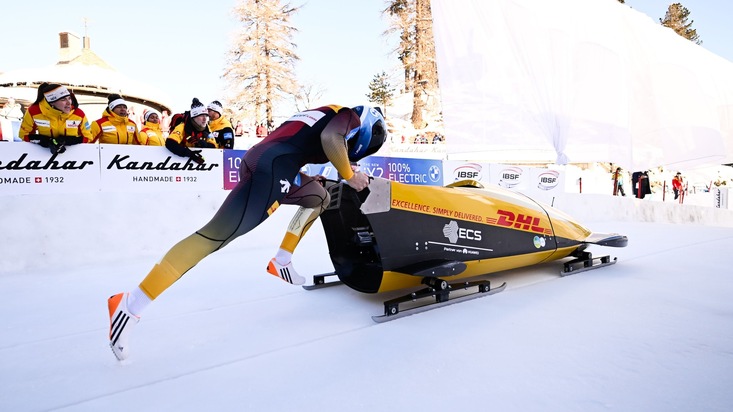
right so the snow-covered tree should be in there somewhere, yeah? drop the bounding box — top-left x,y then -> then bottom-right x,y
659,3 -> 702,45
223,0 -> 300,130
384,0 -> 438,129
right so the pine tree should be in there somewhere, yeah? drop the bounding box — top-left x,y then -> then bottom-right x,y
385,0 -> 439,129
366,72 -> 395,117
223,0 -> 300,130
659,3 -> 702,45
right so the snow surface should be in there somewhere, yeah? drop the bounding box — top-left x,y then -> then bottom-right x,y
2,183 -> 733,412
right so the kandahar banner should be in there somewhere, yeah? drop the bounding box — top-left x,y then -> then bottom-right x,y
0,142 -> 100,195
99,145 -> 223,192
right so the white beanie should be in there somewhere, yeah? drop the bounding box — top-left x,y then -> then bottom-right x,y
207,100 -> 223,115
107,94 -> 127,111
143,109 -> 160,122
190,98 -> 208,118
44,85 -> 71,103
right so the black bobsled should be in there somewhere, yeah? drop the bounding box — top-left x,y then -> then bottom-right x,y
308,177 -> 627,322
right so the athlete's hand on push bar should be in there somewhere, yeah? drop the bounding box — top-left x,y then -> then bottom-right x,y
345,170 -> 370,191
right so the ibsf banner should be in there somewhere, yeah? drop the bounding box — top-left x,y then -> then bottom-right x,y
443,161 -> 565,203
0,142 -> 100,194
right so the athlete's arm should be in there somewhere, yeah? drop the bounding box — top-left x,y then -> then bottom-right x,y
319,109 -> 369,190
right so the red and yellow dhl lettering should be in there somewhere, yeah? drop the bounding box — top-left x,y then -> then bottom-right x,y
495,209 -> 551,235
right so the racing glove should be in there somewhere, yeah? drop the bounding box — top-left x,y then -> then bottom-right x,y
49,137 -> 67,155
194,140 -> 216,149
189,150 -> 205,165
64,136 -> 83,146
27,134 -> 51,147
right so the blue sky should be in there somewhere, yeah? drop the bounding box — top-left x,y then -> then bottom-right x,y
1,0 -> 731,115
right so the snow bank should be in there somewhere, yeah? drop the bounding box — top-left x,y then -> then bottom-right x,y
3,183 -> 733,276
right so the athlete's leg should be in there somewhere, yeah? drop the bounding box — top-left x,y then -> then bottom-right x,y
267,174 -> 330,284
139,160 -> 281,301
277,173 -> 331,256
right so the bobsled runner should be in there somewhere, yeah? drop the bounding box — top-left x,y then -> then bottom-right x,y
307,177 -> 628,322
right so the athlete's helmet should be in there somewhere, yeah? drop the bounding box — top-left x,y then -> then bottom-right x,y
345,106 -> 387,161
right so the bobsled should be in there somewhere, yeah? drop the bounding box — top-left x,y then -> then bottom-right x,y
309,177 -> 628,322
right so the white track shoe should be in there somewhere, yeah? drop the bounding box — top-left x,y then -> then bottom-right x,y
108,293 -> 140,361
266,258 -> 305,285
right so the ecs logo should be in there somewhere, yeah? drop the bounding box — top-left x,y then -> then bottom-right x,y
443,220 -> 482,243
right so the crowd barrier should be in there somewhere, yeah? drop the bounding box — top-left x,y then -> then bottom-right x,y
0,143 -> 567,204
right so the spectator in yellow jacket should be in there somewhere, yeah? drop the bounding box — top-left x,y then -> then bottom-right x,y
138,109 -> 165,146
19,83 -> 92,154
165,98 -> 217,164
207,100 -> 234,149
91,94 -> 139,144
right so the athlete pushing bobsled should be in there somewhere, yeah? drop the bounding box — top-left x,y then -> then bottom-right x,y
107,105 -> 387,361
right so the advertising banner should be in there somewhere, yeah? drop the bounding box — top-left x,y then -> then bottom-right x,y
360,155 -> 444,186
525,167 -> 565,205
223,149 -> 246,190
99,145 -> 223,192
443,161 -> 566,203
489,163 -> 532,192
713,187 -> 730,209
0,142 -> 100,194
442,160 -> 490,185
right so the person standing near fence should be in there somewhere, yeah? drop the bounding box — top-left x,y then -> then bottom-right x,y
91,94 -> 140,145
18,83 -> 92,153
672,172 -> 684,200
612,167 -> 626,196
207,100 -> 234,149
138,109 -> 165,146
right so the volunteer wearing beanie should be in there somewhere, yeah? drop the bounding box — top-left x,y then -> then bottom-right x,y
138,109 -> 165,146
165,98 -> 218,164
90,94 -> 140,144
19,83 -> 93,154
207,100 -> 234,149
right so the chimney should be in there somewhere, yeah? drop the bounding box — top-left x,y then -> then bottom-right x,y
58,32 -> 82,63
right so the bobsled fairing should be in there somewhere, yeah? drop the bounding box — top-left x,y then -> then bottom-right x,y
312,177 -> 627,321
318,177 -> 626,293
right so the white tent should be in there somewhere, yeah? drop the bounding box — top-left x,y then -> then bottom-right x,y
431,0 -> 733,170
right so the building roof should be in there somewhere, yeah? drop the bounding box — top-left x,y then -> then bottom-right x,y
0,32 -> 172,113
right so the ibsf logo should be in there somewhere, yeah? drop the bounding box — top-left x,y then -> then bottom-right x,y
443,220 -> 482,243
453,163 -> 482,181
537,170 -> 560,191
499,167 -> 523,188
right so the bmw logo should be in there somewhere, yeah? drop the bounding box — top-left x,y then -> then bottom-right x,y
429,165 -> 441,182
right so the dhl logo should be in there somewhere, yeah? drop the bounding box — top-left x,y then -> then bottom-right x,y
487,210 -> 553,235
